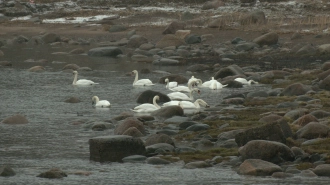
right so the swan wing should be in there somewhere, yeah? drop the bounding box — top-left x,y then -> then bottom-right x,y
234,78 -> 248,84
134,79 -> 154,86
180,101 -> 196,108
169,82 -> 178,88
162,101 -> 179,107
133,103 -> 157,110
167,92 -> 190,100
76,79 -> 98,85
95,100 -> 111,108
169,86 -> 190,92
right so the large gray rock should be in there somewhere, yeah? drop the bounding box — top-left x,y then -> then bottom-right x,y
240,11 -> 267,25
238,159 -> 282,176
158,74 -> 188,84
87,47 -> 123,57
280,83 -> 311,96
40,33 -> 60,43
319,75 -> 330,91
153,58 -> 180,66
108,25 -> 127,32
214,64 -> 245,79
201,0 -> 224,10
185,34 -> 201,44
0,166 -> 16,177
89,135 -> 146,162
184,161 -> 212,169
253,32 -> 278,46
238,140 -> 295,164
37,168 -> 67,179
136,90 -> 170,104
127,35 -> 148,48
235,119 -> 292,146
186,64 -> 211,72
151,106 -> 184,119
146,143 -> 174,154
296,122 -> 330,139
292,114 -> 318,127
114,117 -> 146,135
313,164 -> 330,177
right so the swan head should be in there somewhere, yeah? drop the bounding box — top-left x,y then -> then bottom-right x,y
73,71 -> 78,75
92,96 -> 99,105
131,70 -> 138,76
192,88 -> 201,95
154,95 -> 160,101
165,78 -> 169,83
178,101 -> 184,109
197,99 -> 209,108
250,80 -> 259,84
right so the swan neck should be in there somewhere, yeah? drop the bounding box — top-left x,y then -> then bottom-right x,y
189,90 -> 193,100
166,81 -> 169,89
133,72 -> 138,85
153,97 -> 161,108
194,100 -> 200,108
73,73 -> 77,85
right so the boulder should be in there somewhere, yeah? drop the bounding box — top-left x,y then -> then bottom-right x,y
89,135 -> 146,162
296,122 -> 330,139
186,124 -> 210,131
1,114 -> 28,124
322,61 -> 330,71
153,58 -> 181,66
175,30 -> 191,39
127,35 -> 148,48
145,133 -> 175,146
319,75 -> 330,91
108,25 -> 127,32
284,108 -> 309,121
155,34 -> 185,49
136,90 -> 171,104
40,33 -> 60,43
122,127 -> 144,137
185,34 -> 201,44
238,140 -> 295,164
317,44 -> 330,54
218,129 -> 245,141
158,74 -> 188,84
114,117 -> 146,135
146,157 -> 171,165
64,97 -> 81,103
238,159 -> 282,176
258,114 -> 283,124
280,83 -> 310,96
0,166 -> 15,177
62,64 -> 80,70
214,64 -> 245,79
162,21 -> 186,34
253,32 -> 278,46
309,110 -> 330,119
186,64 -> 210,72
313,164 -> 330,177
37,168 -> 67,179
292,114 -> 318,127
88,47 -> 122,57
235,119 -> 292,146
28,66 -> 45,72
151,106 -> 184,119
201,0 -> 224,10
146,143 -> 175,154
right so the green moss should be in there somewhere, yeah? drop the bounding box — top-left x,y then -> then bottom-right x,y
301,138 -> 330,158
296,162 -> 314,170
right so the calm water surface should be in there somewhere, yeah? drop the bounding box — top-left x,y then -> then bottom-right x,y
1,46 -> 329,184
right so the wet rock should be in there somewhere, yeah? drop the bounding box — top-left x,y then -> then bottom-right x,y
89,135 -> 146,162
122,127 -> 144,137
28,65 -> 45,72
214,64 -> 245,79
153,58 -> 180,66
217,129 -> 245,141
238,159 -> 282,176
151,106 -> 184,119
41,33 -> 60,44
69,48 -> 85,54
179,121 -> 199,130
300,169 -> 318,177
175,30 -> 191,39
1,114 -> 28,124
164,116 -> 190,124
216,139 -> 238,148
113,112 -> 134,121
108,25 -> 127,32
64,97 -> 81,103
313,164 -> 330,177
127,35 -> 148,48
292,114 -> 318,127
309,110 -> 330,119
0,61 -> 12,67
253,32 -> 278,46
235,119 -> 292,146
114,117 -> 146,135
139,43 -> 154,50
175,146 -> 197,153
146,143 -> 174,154
136,90 -> 170,104
37,168 -> 67,179
284,108 -> 309,121
122,155 -> 147,163
88,46 -> 123,57
235,42 -> 259,51
238,140 -> 295,164
146,157 -> 171,165
145,133 -> 175,147
221,97 -> 245,104
155,34 -> 185,49
158,74 -> 188,84
296,122 -> 330,139
202,0 -> 224,10
240,10 -> 266,25
62,64 -> 80,70
162,21 -> 186,34
0,166 -> 16,177
185,161 -> 212,169
185,34 -> 201,44
321,61 -> 330,71
186,123 -> 210,131
246,91 -> 268,98
280,83 -> 311,96
186,64 -> 210,72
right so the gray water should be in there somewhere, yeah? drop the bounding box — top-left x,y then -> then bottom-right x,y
1,46 -> 330,184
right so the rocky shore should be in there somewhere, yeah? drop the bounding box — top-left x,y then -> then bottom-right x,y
2,0 -> 330,182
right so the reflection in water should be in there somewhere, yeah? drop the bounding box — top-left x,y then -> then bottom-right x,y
0,46 -> 327,184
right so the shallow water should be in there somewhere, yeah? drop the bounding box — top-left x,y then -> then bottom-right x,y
0,46 -> 329,184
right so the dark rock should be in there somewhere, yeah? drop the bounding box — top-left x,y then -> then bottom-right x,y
253,32 -> 278,46
1,114 -> 28,124
41,33 -> 60,43
114,117 -> 146,135
280,83 -> 311,96
185,34 -> 201,44
155,34 -> 185,49
127,35 -> 148,48
162,21 -> 186,34
235,118 -> 292,146
108,25 -> 127,32
88,46 -> 123,57
136,90 -> 170,104
186,64 -> 210,72
201,0 -> 224,10
122,155 -> 147,163
62,64 -> 80,70
184,161 -> 212,169
146,157 -> 171,165
0,166 -> 15,176
122,127 -> 144,137
151,106 -> 184,119
240,10 -> 267,25
158,74 -> 188,84
37,168 -> 67,179
296,122 -> 330,139
238,159 -> 282,176
89,135 -> 146,162
214,64 -> 245,79
145,133 -> 175,147
313,164 -> 330,177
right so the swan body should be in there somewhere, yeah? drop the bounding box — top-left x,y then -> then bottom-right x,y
165,78 -> 178,89
162,99 -> 209,109
188,76 -> 202,87
209,81 -> 228,90
167,88 -> 200,101
92,96 -> 111,108
202,77 -> 217,87
72,71 -> 98,86
132,70 -> 154,86
132,95 -> 160,113
169,80 -> 196,92
234,77 -> 259,85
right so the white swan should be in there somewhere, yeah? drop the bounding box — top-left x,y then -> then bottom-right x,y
169,80 -> 195,92
132,95 -> 160,113
209,80 -> 228,90
167,88 -> 200,101
92,96 -> 111,108
132,70 -> 154,86
188,76 -> 202,87
165,78 -> 178,89
202,77 -> 217,87
72,71 -> 98,86
234,77 -> 259,85
162,99 -> 209,109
